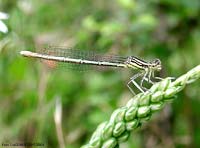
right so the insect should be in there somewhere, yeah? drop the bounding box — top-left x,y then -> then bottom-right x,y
20,46 -> 162,94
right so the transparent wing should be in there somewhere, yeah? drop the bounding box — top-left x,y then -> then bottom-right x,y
37,46 -> 128,71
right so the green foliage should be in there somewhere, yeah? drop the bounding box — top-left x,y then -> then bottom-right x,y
0,0 -> 199,148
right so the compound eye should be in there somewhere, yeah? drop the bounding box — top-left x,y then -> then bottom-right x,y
154,59 -> 161,65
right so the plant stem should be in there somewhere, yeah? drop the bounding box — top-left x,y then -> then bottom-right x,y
81,65 -> 200,148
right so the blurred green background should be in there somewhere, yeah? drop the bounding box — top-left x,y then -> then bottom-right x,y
0,0 -> 200,147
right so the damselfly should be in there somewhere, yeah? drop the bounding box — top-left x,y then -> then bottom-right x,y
20,46 -> 162,94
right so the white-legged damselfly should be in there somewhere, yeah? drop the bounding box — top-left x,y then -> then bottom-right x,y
20,46 -> 162,94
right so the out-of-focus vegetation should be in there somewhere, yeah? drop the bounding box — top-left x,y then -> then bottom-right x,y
0,0 -> 199,147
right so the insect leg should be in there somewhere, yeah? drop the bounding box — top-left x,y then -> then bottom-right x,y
127,72 -> 144,95
140,70 -> 149,91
